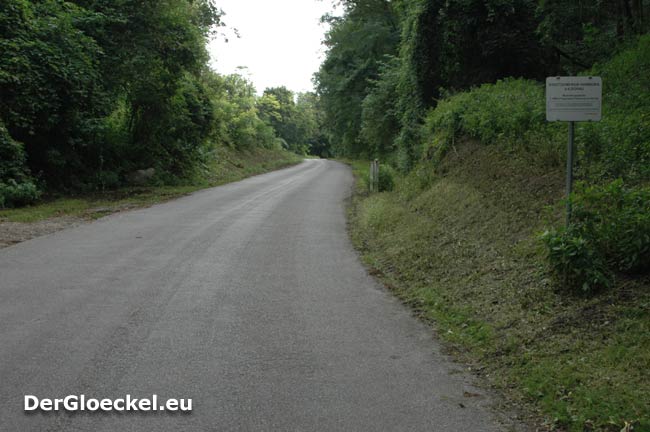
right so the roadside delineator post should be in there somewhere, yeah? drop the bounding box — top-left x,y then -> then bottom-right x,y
374,159 -> 379,193
369,159 -> 379,193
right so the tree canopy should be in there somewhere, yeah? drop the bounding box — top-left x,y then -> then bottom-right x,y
315,0 -> 650,168
0,0 -> 328,206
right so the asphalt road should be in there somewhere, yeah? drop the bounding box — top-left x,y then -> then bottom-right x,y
0,160 -> 513,431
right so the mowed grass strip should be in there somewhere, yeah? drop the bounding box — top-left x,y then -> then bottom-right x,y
345,143 -> 650,432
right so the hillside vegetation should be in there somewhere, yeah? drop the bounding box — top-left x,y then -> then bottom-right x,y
319,1 -> 650,431
346,26 -> 650,432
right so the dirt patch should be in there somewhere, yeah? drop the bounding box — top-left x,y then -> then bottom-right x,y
0,216 -> 84,248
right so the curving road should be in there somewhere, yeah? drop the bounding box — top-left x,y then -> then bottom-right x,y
0,160 -> 512,431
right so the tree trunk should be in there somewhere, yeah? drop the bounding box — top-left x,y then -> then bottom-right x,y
622,0 -> 635,33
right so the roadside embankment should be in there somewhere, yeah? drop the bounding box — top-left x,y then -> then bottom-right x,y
347,142 -> 649,431
347,37 -> 650,431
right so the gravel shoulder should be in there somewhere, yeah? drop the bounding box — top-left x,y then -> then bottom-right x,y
0,216 -> 83,248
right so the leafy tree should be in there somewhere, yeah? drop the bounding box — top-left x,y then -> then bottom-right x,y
537,0 -> 650,73
360,56 -> 401,158
260,87 -> 300,151
0,0 -> 106,188
0,120 -> 40,207
294,92 -> 324,155
85,0 -> 221,178
315,0 -> 400,157
392,0 -> 554,169
206,72 -> 277,151
0,0 -> 226,189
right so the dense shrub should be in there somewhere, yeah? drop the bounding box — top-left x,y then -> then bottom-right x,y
0,122 -> 28,182
541,227 -> 613,294
421,35 -> 650,183
421,78 -> 564,165
0,121 -> 40,208
542,180 -> 650,294
0,0 -> 107,189
573,180 -> 650,273
0,180 -> 41,208
585,34 -> 650,183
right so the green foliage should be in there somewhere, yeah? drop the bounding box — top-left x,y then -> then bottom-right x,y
206,73 -> 279,152
0,0 -> 315,197
421,33 -> 650,182
315,0 -> 400,157
360,56 -> 401,158
256,88 -> 327,155
417,38 -> 650,296
0,121 -> 28,182
0,0 -> 228,193
584,34 -> 650,183
348,144 -> 650,432
259,87 -> 298,149
573,181 -> 650,274
0,179 -> 41,209
397,0 -> 548,103
422,78 -> 564,165
294,92 -> 325,156
318,0 -> 649,169
318,0 -> 554,166
543,180 -> 650,294
393,0 -> 553,169
0,0 -> 106,188
0,120 -> 40,207
541,228 -> 613,294
536,0 -> 650,73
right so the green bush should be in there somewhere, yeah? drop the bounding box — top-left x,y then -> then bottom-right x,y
0,179 -> 41,208
542,180 -> 650,294
0,121 -> 28,181
572,180 -> 650,273
542,227 -> 613,294
421,78 -> 564,165
0,120 -> 40,208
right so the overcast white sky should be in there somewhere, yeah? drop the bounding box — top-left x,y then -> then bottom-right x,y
208,0 -> 339,95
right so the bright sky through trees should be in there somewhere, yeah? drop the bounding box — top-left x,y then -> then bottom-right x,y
208,0 -> 337,94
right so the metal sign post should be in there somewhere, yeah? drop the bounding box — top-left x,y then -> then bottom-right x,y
546,76 -> 602,227
565,121 -> 575,226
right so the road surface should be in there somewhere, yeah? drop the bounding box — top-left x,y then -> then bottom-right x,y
0,160 -> 513,431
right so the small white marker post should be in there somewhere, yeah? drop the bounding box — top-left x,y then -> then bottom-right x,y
546,76 -> 602,226
369,159 -> 379,193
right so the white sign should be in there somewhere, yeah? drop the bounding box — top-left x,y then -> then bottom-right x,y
546,76 -> 602,122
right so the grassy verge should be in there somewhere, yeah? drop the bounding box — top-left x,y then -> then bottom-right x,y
345,142 -> 650,431
0,147 -> 302,223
